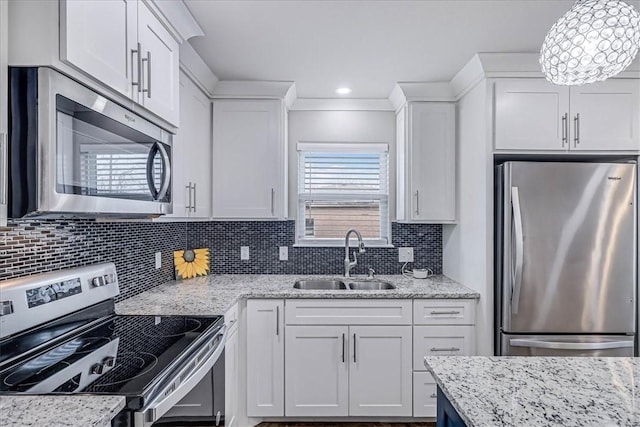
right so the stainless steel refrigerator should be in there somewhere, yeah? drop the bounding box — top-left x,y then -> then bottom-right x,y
495,161 -> 637,356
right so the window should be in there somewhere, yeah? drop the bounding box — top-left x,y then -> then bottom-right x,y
296,142 -> 390,245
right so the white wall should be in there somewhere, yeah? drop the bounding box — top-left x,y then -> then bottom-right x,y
443,81 -> 494,355
287,110 -> 396,220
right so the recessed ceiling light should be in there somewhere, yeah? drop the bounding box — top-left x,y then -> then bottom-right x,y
336,87 -> 352,95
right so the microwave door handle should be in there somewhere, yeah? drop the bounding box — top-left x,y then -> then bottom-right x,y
509,339 -> 633,351
511,186 -> 524,314
156,143 -> 171,201
146,143 -> 160,200
135,325 -> 227,427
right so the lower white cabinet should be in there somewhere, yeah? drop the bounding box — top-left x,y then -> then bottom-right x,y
413,372 -> 437,417
224,304 -> 239,427
246,299 -> 284,417
349,325 -> 413,417
413,325 -> 474,370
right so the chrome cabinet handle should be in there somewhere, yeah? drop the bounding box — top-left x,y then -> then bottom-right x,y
275,306 -> 279,336
185,182 -> 193,212
342,333 -> 345,363
509,339 -> 633,351
415,190 -> 420,216
430,310 -> 461,315
353,333 -> 357,363
270,188 -> 275,215
511,187 -> 524,315
430,347 -> 460,352
430,393 -> 437,399
561,113 -> 568,147
192,182 -> 197,213
142,51 -> 152,98
574,113 -> 580,146
131,43 -> 142,93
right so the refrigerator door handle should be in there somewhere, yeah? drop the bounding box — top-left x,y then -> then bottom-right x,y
511,186 -> 524,314
509,339 -> 633,350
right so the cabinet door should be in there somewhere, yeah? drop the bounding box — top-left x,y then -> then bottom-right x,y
349,325 -> 412,416
224,327 -> 239,427
137,1 -> 179,125
212,100 -> 283,218
60,0 -> 137,98
0,0 -> 7,226
413,371 -> 437,418
285,325 -> 349,416
246,300 -> 284,417
413,325 -> 474,371
408,102 -> 456,222
494,79 -> 570,151
570,80 -> 640,151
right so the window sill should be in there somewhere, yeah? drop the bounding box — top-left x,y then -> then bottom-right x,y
294,241 -> 395,248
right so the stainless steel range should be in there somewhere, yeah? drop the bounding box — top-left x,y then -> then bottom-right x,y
0,263 -> 226,427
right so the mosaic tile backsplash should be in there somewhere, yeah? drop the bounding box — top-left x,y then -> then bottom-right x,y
1,219 -> 442,301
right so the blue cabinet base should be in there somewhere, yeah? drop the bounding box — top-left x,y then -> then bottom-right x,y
436,386 -> 467,427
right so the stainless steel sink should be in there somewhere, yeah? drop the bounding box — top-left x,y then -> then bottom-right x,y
347,280 -> 396,290
293,280 -> 348,290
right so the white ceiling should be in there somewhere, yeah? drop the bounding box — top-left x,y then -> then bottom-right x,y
185,0 -> 640,99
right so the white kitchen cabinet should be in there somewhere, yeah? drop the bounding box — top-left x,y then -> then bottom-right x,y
0,0 -> 7,226
211,99 -> 286,219
246,299 -> 284,417
170,71 -> 212,218
136,1 -> 179,125
60,0 -> 137,99
397,102 -> 456,223
59,0 -> 179,126
494,78 -> 640,152
349,325 -> 413,417
285,325 -> 349,417
413,325 -> 474,371
225,304 -> 239,427
413,371 -> 437,418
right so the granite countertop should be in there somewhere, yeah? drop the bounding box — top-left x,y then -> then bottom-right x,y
115,274 -> 479,316
0,395 -> 125,427
424,356 -> 640,427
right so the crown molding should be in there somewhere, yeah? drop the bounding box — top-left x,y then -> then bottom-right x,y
290,98 -> 394,111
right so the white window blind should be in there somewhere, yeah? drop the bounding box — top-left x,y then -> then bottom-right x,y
297,143 -> 389,244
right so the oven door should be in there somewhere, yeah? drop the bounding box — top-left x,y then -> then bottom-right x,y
9,67 -> 172,218
133,323 -> 227,427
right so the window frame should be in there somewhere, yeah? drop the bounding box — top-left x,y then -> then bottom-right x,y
295,142 -> 392,247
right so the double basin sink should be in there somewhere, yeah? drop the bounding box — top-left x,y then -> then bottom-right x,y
293,279 -> 396,291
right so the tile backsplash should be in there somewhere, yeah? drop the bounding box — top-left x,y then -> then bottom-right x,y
1,219 -> 442,301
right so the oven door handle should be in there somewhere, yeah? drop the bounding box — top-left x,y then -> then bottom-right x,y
134,324 -> 227,427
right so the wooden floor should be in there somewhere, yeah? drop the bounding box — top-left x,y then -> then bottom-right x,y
258,423 -> 435,427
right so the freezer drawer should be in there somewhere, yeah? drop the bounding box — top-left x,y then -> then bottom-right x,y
501,334 -> 634,356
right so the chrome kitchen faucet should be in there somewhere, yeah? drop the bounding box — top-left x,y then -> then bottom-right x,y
344,228 -> 365,278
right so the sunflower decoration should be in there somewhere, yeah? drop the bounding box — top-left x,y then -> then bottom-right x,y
174,248 -> 209,280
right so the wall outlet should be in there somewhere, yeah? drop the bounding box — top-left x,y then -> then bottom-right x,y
240,246 -> 250,260
398,247 -> 414,263
155,252 -> 162,269
279,246 -> 288,261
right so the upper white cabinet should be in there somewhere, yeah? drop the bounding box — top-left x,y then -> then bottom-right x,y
494,78 -> 640,152
60,0 -> 137,99
169,71 -> 212,219
136,1 -> 179,124
0,0 -> 8,226
397,102 -> 456,223
211,99 -> 287,219
246,299 -> 284,417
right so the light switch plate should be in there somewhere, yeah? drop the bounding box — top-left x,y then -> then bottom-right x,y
398,247 -> 414,263
279,246 -> 288,261
240,246 -> 250,260
155,252 -> 162,269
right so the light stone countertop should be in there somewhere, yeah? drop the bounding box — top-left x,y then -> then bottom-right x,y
424,356 -> 640,427
115,274 -> 479,316
0,395 -> 125,427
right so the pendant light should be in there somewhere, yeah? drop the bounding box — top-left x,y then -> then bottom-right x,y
540,0 -> 640,85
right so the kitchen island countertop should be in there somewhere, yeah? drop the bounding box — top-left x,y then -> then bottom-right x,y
0,395 -> 125,427
424,356 -> 639,427
115,274 -> 479,316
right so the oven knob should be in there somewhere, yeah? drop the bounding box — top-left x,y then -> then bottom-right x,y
91,276 -> 105,287
103,357 -> 116,368
90,363 -> 104,375
103,274 -> 116,284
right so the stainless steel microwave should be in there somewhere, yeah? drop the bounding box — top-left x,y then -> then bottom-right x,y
8,67 -> 172,218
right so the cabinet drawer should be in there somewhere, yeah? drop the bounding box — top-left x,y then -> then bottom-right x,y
413,371 -> 437,418
285,299 -> 412,325
413,326 -> 475,371
413,299 -> 475,325
224,303 -> 239,333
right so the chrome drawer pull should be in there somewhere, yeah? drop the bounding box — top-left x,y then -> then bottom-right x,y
430,310 -> 461,315
430,347 -> 460,352
430,393 -> 437,399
